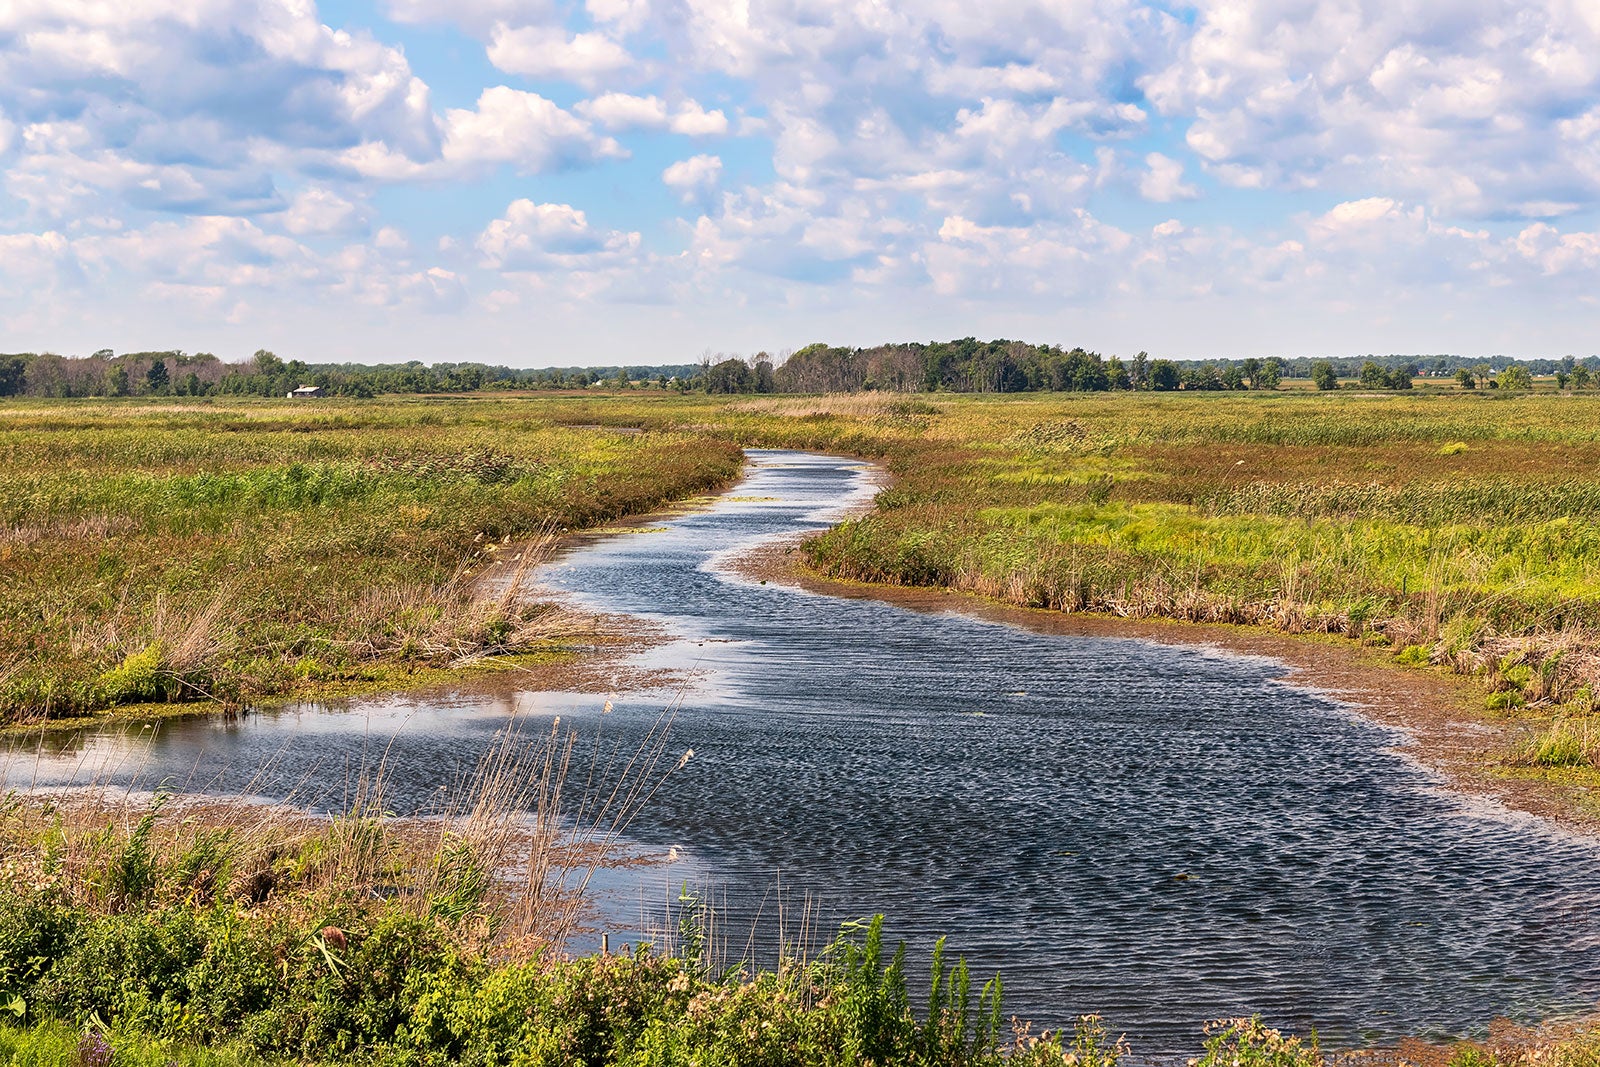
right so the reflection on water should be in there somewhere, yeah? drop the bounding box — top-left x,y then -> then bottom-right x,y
8,450 -> 1600,1053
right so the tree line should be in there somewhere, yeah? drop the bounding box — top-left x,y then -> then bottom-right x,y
3,342 -> 1596,400
0,350 -> 704,399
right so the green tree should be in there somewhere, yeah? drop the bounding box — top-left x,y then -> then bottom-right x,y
106,364 -> 130,396
1148,359 -> 1180,391
253,349 -> 284,376
146,359 -> 169,394
1241,357 -> 1262,388
1455,368 -> 1476,389
1573,365 -> 1593,390
1257,358 -> 1282,390
0,356 -> 26,397
1105,355 -> 1130,390
1359,360 -> 1388,389
1131,350 -> 1148,390
705,357 -> 752,394
1310,360 -> 1338,390
1498,364 -> 1534,391
180,372 -> 202,396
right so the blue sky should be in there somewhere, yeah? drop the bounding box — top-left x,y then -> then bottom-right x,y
2,0 -> 1599,366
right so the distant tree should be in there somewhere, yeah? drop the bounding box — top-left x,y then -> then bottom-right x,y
254,350 -> 284,377
748,352 -> 776,393
1556,370 -> 1571,390
1498,364 -> 1534,391
1105,355 -> 1131,391
1241,357 -> 1262,388
1455,369 -> 1476,389
1130,351 -> 1148,391
1386,363 -> 1415,390
1358,361 -> 1388,389
705,357 -> 753,394
1220,363 -> 1245,390
1573,365 -> 1593,390
146,359 -> 169,394
1310,360 -> 1338,391
180,372 -> 202,396
1148,359 -> 1181,391
1183,362 -> 1224,391
1257,358 -> 1282,390
106,364 -> 130,396
0,356 -> 26,397
1472,363 -> 1492,389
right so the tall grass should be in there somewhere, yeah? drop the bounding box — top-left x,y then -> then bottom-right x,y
0,397 -> 744,723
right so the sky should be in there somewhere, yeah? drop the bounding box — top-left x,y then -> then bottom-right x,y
1,0 -> 1599,366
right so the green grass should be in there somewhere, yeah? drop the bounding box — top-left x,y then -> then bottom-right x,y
0,397 -> 743,723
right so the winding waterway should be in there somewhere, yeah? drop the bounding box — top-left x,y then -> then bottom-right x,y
10,449 -> 1600,1053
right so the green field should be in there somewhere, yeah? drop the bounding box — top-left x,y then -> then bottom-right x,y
0,399 -> 742,723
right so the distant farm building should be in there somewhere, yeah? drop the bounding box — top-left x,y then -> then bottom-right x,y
288,385 -> 324,399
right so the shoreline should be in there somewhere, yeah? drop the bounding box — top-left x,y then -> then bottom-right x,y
725,534 -> 1600,840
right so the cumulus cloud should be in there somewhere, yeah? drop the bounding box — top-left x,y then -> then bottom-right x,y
486,23 -> 635,86
339,87 -> 623,179
476,199 -> 642,272
282,188 -> 369,236
662,154 -> 723,200
1141,0 -> 1600,218
1139,152 -> 1198,202
576,93 -> 729,136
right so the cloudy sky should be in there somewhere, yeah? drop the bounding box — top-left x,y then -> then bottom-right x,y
2,0 -> 1599,365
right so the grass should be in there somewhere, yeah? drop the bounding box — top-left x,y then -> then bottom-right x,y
0,397 -> 744,724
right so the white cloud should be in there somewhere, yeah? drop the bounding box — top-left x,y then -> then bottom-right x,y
1139,152 -> 1198,202
282,188 -> 368,236
1141,0 -> 1600,217
578,92 -> 670,129
486,23 -> 635,86
662,154 -> 723,200
578,93 -> 728,136
476,199 -> 642,272
669,101 -> 729,137
340,87 -> 623,179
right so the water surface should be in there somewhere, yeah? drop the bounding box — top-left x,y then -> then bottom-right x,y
10,450 -> 1600,1053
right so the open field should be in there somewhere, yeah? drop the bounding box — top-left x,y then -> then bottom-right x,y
0,398 -> 742,724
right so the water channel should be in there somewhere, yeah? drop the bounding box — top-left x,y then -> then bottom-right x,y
9,449 -> 1600,1054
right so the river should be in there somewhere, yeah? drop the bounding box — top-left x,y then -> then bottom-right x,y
9,449 -> 1600,1054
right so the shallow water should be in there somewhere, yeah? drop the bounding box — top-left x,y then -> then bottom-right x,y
10,450 -> 1600,1053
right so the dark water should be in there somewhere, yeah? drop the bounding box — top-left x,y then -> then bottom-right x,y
10,450 -> 1600,1053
